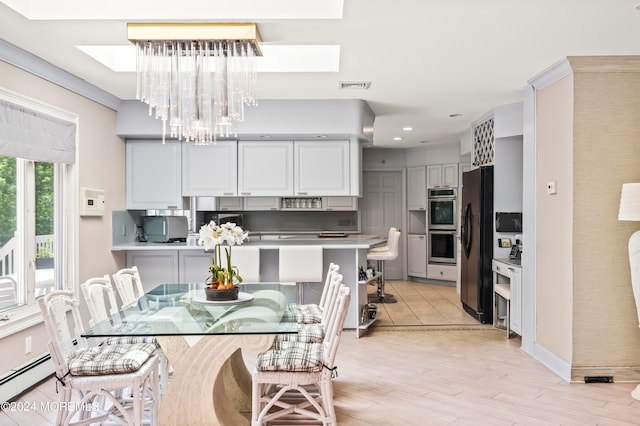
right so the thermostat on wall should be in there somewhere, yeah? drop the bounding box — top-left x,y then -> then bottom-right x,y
80,187 -> 105,216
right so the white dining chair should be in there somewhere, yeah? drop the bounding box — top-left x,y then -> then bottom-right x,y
112,266 -> 148,310
252,286 -> 351,426
39,290 -> 160,426
80,275 -> 170,394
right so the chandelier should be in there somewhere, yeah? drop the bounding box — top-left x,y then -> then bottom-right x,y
127,23 -> 262,144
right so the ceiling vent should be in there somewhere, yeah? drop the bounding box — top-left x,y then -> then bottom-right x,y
339,81 -> 371,90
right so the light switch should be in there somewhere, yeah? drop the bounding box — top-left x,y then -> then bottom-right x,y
546,180 -> 557,195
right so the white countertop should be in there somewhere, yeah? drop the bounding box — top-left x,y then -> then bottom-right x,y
112,236 -> 387,251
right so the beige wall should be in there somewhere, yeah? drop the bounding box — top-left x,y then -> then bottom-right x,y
571,60 -> 640,370
0,61 -> 126,374
536,75 -> 574,363
536,57 -> 640,380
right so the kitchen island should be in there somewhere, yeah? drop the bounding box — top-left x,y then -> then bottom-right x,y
112,235 -> 386,336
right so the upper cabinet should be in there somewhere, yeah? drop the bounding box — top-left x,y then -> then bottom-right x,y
182,141 -> 237,196
427,163 -> 458,188
238,141 -> 294,196
407,166 -> 426,210
126,139 -> 182,209
295,140 -> 350,196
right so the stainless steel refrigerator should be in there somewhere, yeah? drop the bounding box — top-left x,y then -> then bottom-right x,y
460,166 -> 494,323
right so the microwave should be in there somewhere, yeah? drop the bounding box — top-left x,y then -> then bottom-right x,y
142,216 -> 188,243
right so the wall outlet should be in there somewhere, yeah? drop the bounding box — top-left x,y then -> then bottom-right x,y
25,336 -> 32,354
546,180 -> 557,195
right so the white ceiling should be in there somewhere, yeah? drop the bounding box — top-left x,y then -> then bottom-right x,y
1,0 -> 640,148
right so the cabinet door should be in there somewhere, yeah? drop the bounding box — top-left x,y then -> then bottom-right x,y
407,166 -> 426,210
126,140 -> 182,209
510,267 -> 522,334
217,197 -> 244,211
407,234 -> 427,278
238,141 -> 293,196
179,251 -> 213,284
182,141 -> 237,196
442,163 -> 459,188
324,197 -> 358,211
426,165 -> 443,188
126,250 -> 179,292
294,141 -> 350,196
243,197 -> 280,211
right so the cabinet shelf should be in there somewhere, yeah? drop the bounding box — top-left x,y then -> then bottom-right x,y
358,272 -> 382,285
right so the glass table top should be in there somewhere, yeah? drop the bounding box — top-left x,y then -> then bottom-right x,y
81,283 -> 299,337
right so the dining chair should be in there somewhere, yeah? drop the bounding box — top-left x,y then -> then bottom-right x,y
80,275 -> 170,393
226,245 -> 261,283
290,262 -> 340,325
112,266 -> 148,310
252,285 -> 351,426
38,290 -> 159,426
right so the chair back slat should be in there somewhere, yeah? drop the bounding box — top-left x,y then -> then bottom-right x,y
318,263 -> 339,309
81,275 -> 119,327
112,266 -> 146,309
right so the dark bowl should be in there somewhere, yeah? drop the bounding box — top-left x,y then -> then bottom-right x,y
204,286 -> 239,301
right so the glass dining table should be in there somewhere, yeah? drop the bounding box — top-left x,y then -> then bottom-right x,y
81,282 -> 299,426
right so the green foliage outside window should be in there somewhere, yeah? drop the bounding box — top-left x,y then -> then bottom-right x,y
0,157 -> 54,250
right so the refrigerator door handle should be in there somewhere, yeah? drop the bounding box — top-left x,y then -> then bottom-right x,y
462,203 -> 473,258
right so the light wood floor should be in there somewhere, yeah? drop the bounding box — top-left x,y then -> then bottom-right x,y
4,282 -> 640,425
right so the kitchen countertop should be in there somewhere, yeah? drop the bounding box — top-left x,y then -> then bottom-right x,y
112,236 -> 387,251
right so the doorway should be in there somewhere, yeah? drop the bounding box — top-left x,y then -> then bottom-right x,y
361,171 -> 403,279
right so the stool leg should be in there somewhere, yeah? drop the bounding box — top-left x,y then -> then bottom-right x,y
506,298 -> 511,339
377,260 -> 385,300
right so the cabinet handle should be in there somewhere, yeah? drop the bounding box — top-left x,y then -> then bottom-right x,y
241,192 -> 251,195
297,192 -> 308,195
167,205 -> 177,209
508,267 -> 515,272
223,192 -> 234,196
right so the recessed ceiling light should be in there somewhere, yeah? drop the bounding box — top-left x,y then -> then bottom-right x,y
449,113 -> 463,118
402,127 -> 413,132
393,137 -> 403,141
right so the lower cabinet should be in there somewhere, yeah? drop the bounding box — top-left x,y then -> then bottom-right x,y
126,250 -> 179,292
407,234 -> 427,278
426,263 -> 457,281
492,259 -> 522,336
126,250 -> 214,291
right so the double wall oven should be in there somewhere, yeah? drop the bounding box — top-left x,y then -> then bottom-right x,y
428,188 -> 457,265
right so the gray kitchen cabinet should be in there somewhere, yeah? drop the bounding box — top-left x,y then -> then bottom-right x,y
238,141 -> 294,196
179,251 -> 212,284
407,234 -> 427,278
324,197 -> 358,211
407,166 -> 426,210
427,163 -> 458,188
217,197 -> 244,211
126,250 -> 179,292
294,140 -> 350,196
126,139 -> 182,209
182,141 -> 237,196
243,197 -> 280,211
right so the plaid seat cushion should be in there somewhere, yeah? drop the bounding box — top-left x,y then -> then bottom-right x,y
282,303 -> 298,322
103,336 -> 158,346
297,304 -> 322,324
274,323 -> 324,345
256,342 -> 324,373
68,343 -> 156,376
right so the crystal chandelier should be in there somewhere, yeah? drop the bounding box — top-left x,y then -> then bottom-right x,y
128,23 -> 262,144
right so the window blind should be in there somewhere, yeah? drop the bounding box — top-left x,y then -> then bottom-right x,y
0,98 -> 76,164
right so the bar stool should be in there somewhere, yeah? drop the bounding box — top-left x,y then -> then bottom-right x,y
226,246 -> 261,283
494,283 -> 511,338
367,229 -> 401,302
279,246 -> 323,304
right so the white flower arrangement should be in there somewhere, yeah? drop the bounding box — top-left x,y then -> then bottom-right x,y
198,221 -> 249,288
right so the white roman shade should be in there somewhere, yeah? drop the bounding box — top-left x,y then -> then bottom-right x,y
0,97 -> 76,164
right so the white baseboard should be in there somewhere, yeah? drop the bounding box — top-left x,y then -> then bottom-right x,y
0,353 -> 53,403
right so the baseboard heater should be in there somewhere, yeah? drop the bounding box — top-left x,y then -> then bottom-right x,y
0,353 -> 53,403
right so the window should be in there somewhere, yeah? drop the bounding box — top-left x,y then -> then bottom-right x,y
0,89 -> 77,316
